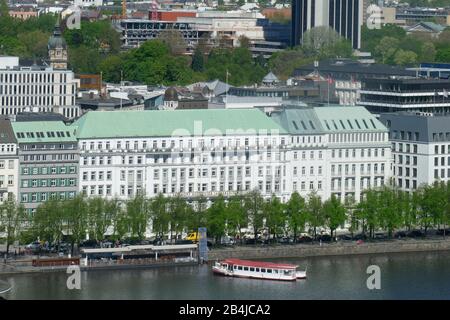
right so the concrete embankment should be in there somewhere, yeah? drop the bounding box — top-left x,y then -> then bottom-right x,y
208,239 -> 450,261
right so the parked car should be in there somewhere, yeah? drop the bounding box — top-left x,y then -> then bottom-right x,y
296,235 -> 313,243
220,236 -> 235,246
317,234 -> 332,242
80,240 -> 99,248
394,231 -> 407,238
353,233 -> 368,240
407,230 -> 424,238
436,228 -> 450,236
374,233 -> 388,240
26,241 -> 41,250
244,238 -> 263,245
337,234 -> 353,241
278,237 -> 293,245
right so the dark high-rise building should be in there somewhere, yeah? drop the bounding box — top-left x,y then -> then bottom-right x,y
291,0 -> 363,49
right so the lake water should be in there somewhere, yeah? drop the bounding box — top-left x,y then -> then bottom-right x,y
2,251 -> 450,299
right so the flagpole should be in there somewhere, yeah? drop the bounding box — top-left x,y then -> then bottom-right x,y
327,76 -> 330,106
226,69 -> 228,105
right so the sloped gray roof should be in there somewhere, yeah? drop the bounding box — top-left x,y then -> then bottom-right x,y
271,107 -> 324,134
263,71 -> 279,83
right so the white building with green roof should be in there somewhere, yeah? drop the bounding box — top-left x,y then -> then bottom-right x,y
272,106 -> 392,202
72,109 -> 291,201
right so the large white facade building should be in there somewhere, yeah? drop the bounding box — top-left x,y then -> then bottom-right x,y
71,107 -> 391,203
272,106 -> 392,202
73,109 -> 291,201
0,57 -> 80,119
379,112 -> 450,191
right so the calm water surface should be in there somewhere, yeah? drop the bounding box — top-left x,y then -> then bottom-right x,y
2,251 -> 450,299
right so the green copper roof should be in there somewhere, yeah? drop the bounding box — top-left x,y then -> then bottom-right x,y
12,121 -> 76,143
72,109 -> 287,139
272,106 -> 387,134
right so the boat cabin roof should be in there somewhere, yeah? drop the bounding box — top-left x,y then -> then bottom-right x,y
222,259 -> 298,270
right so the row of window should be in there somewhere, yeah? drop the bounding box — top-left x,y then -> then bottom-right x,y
292,180 -> 323,191
0,175 -> 15,187
21,178 -> 76,188
393,167 -> 418,178
20,191 -> 76,203
330,177 -> 385,190
151,180 -> 285,195
433,156 -> 450,167
81,136 -> 285,152
21,166 -> 77,175
22,144 -> 76,151
393,142 -> 418,154
0,160 -> 15,170
0,145 -> 16,153
331,163 -> 386,175
0,95 -> 74,108
153,166 -> 284,180
23,153 -> 77,162
0,71 -> 69,84
293,166 -> 323,176
331,148 -> 386,159
394,155 -> 418,166
329,132 -> 385,143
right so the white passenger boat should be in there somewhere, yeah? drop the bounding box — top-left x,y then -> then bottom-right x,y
212,258 -> 307,281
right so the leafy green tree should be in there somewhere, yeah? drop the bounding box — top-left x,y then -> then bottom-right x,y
18,30 -> 50,59
225,195 -> 247,242
105,198 -> 121,241
207,195 -> 227,243
0,199 -> 27,255
263,195 -> 285,241
285,192 -> 307,241
355,189 -> 379,238
394,49 -> 418,66
32,199 -> 64,247
418,183 -> 446,235
150,194 -> 169,239
302,26 -> 352,58
322,194 -> 346,240
126,194 -> 149,240
64,195 -> 89,254
168,195 -> 188,242
187,196 -> 208,233
244,190 -> 265,241
375,36 -> 400,64
99,55 -> 124,83
377,187 -> 402,237
420,42 -> 436,62
191,47 -> 205,72
306,192 -> 323,239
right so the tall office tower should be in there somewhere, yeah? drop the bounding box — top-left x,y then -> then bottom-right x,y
291,0 -> 363,49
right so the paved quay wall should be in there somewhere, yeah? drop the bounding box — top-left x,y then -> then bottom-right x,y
208,239 -> 450,261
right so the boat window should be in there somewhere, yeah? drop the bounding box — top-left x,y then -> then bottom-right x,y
284,270 -> 290,275
256,268 -> 260,272
249,267 -> 255,272
238,266 -> 243,270
273,269 -> 278,274
267,269 -> 272,273
233,265 -> 237,270
243,267 -> 249,271
261,268 -> 266,273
